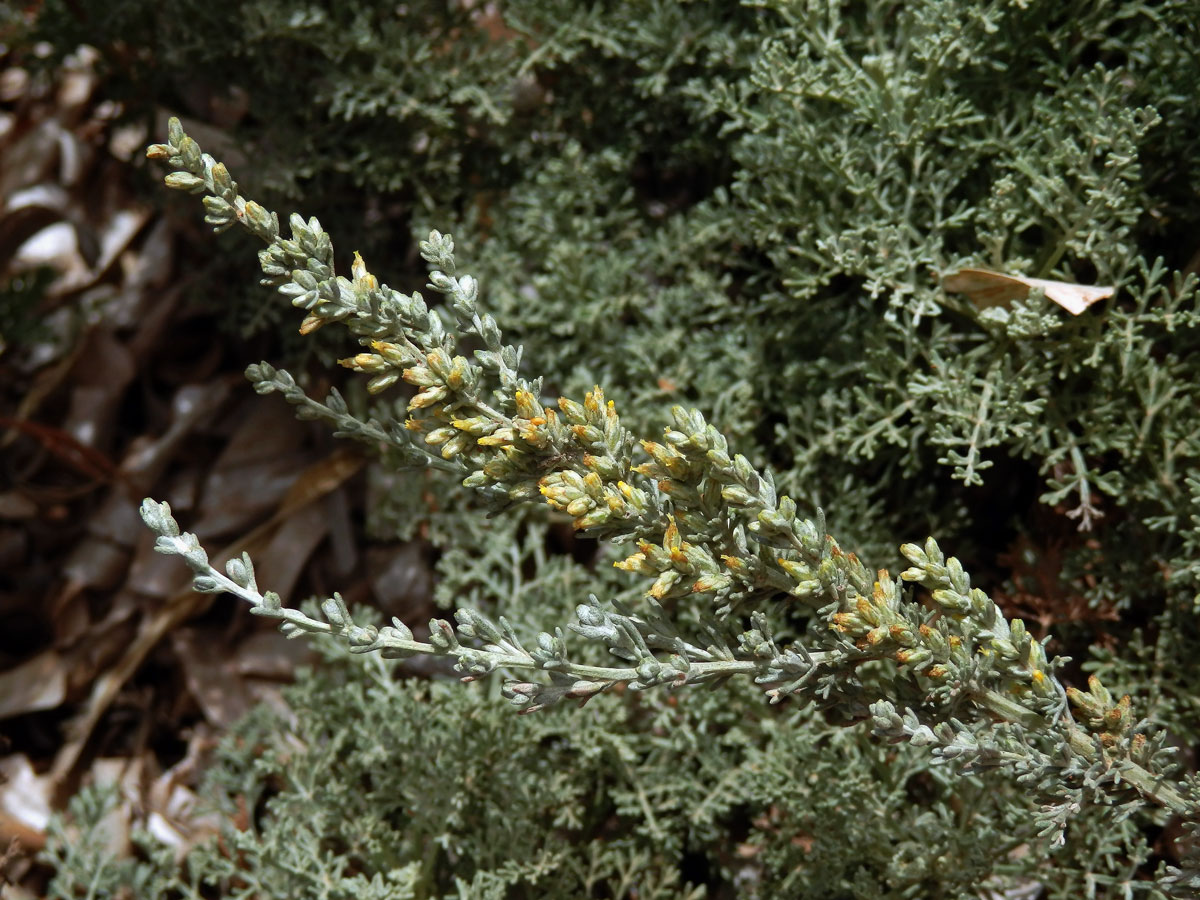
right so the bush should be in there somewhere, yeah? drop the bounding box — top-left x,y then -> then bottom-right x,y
38,0 -> 1200,896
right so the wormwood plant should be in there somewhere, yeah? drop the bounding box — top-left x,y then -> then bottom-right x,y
108,116 -> 1200,897
34,1 -> 1200,896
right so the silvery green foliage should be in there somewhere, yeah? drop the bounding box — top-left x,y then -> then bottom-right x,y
37,612 -> 1197,899
34,645 -> 1056,899
34,0 -> 1200,895
39,786 -> 186,900
131,104 -> 1200,891
38,0 -> 1200,629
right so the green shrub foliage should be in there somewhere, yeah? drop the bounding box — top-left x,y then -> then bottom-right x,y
36,0 -> 1200,896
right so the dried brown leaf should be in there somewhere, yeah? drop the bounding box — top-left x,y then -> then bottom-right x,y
50,449 -> 362,785
0,651 -> 68,719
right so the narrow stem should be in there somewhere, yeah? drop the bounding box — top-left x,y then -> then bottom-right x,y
1117,759 -> 1188,814
973,688 -> 1047,731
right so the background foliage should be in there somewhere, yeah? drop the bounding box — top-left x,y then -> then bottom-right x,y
21,0 -> 1200,896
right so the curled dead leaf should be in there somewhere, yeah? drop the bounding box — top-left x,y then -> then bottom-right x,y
943,268 -> 1113,316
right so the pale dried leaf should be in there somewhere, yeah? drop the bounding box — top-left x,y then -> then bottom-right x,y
0,651 -> 67,719
0,755 -> 52,848
943,267 -> 1114,315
